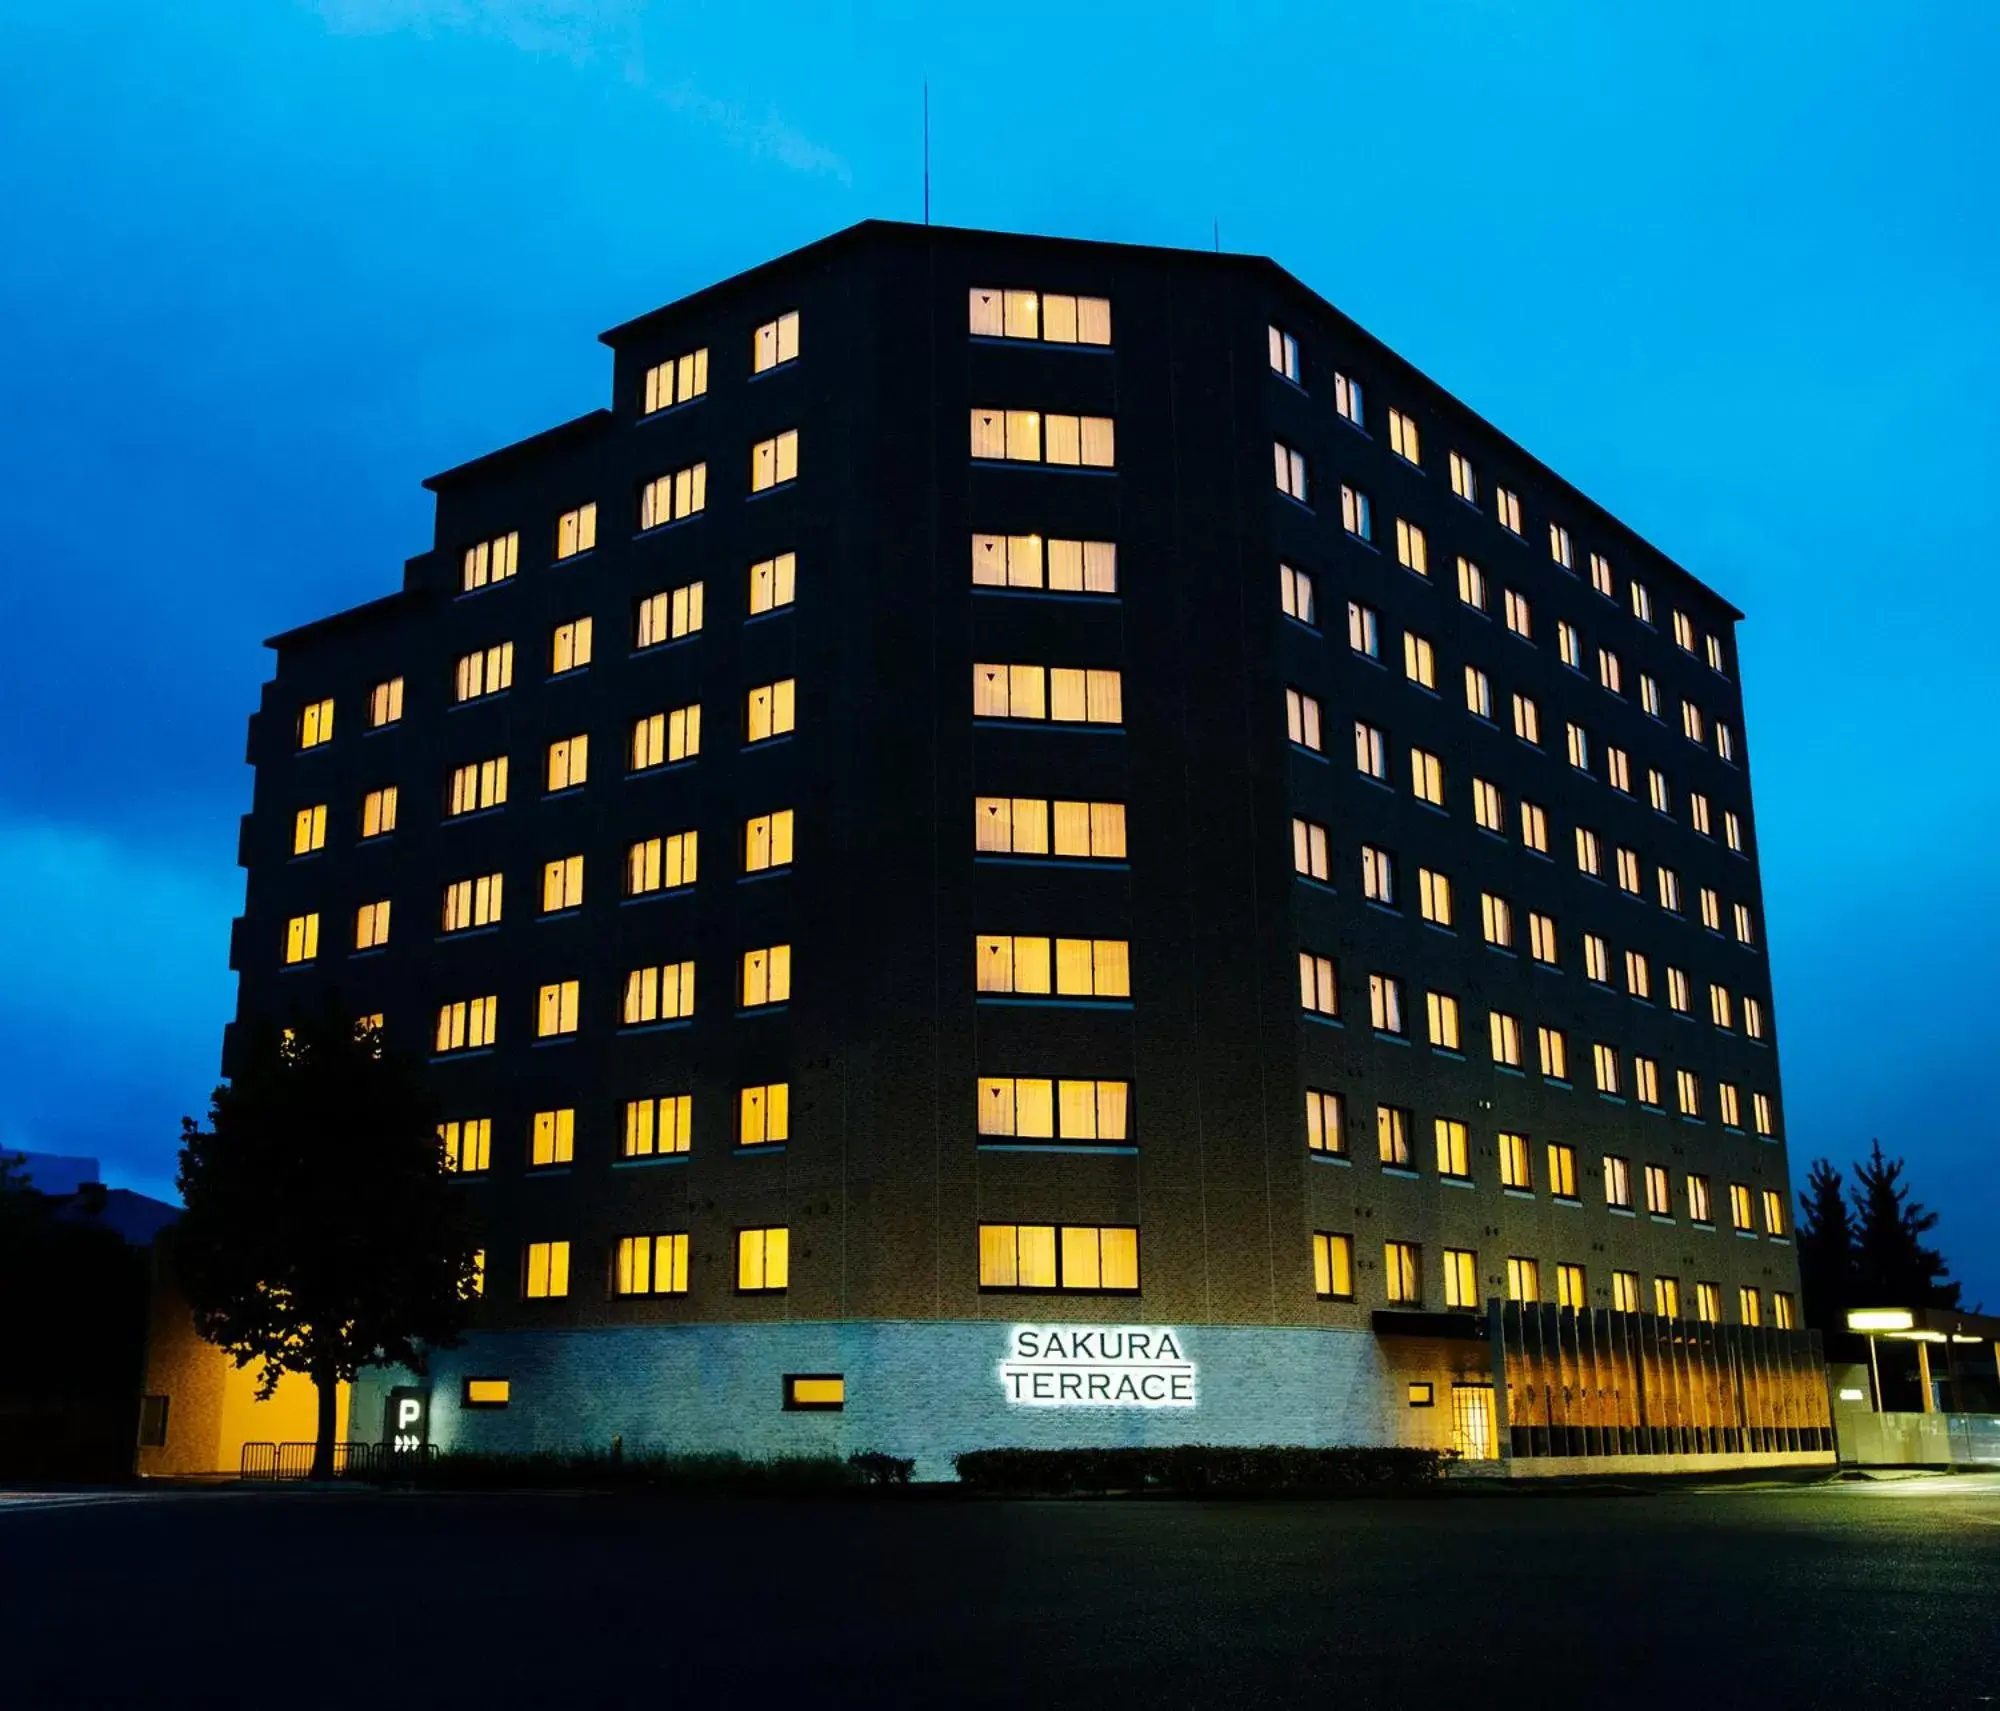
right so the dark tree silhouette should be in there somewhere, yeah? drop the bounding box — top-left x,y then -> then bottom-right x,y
175,1004 -> 480,1477
1849,1139 -> 1961,1311
1795,1157 -> 1856,1336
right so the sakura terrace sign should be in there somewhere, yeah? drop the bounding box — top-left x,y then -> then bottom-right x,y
999,1325 -> 1197,1408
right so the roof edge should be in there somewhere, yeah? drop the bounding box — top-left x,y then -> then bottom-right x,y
422,408 -> 614,493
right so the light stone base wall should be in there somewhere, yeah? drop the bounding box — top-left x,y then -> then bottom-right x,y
352,1320 -> 1429,1481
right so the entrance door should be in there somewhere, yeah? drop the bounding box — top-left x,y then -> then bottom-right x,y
1452,1384 -> 1496,1461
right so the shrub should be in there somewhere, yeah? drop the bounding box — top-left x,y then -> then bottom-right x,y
847,1451 -> 916,1486
951,1444 -> 1453,1496
353,1448 -> 855,1493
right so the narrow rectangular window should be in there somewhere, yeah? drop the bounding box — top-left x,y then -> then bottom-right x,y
440,1118 -> 491,1173
461,532 -> 518,593
740,944 -> 792,1008
1279,563 -> 1315,625
636,578 -> 705,648
1456,557 -> 1487,611
1449,451 -> 1476,504
752,312 -> 800,372
626,830 -> 698,896
1395,518 -> 1428,577
298,698 -> 335,750
1298,952 -> 1338,1017
447,755 -> 509,816
1498,1131 -> 1532,1190
642,346 -> 709,414
639,462 -> 708,530
1293,818 -> 1331,882
524,1240 -> 570,1299
541,854 -> 584,913
442,872 -> 503,933
551,617 -> 593,675
1388,408 -> 1421,465
1285,688 -> 1323,752
1268,325 -> 1300,381
1306,1088 -> 1344,1155
1383,1241 -> 1420,1304
615,1233 -> 691,1296
736,1226 -> 790,1291
354,899 -> 391,951
622,961 -> 696,1025
368,678 -> 403,728
745,679 -> 797,744
1313,1233 -> 1355,1300
535,979 -> 579,1039
1419,867 -> 1452,926
749,551 -> 798,614
623,1095 -> 692,1158
1273,441 -> 1308,502
1334,373 -> 1364,426
555,503 -> 598,561
293,804 -> 327,855
362,787 -> 398,839
630,705 -> 701,770
283,913 -> 319,965
530,1108 -> 575,1167
739,1083 -> 791,1146
750,428 -> 800,492
1442,1248 -> 1478,1309
1435,1119 -> 1469,1178
545,734 -> 588,793
1496,488 -> 1522,534
1339,485 -> 1372,541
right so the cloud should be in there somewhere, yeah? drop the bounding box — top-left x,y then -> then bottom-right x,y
305,0 -> 850,181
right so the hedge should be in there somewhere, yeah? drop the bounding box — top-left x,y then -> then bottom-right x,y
347,1448 -> 880,1493
951,1444 -> 1454,1496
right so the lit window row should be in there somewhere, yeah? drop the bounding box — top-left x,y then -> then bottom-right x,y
970,408 -> 1116,468
973,663 -> 1122,725
968,288 -> 1112,345
970,533 -> 1117,594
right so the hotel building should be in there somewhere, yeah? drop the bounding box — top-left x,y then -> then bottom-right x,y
214,222 -> 1829,1475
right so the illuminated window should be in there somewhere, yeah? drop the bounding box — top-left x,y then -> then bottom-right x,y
1435,1119 -> 1469,1178
1706,633 -> 1726,674
1668,965 -> 1692,1015
1630,581 -> 1654,624
1456,556 -> 1487,611
354,899 -> 391,951
636,578 -> 705,648
750,551 -> 798,614
750,428 -> 800,492
1292,817 -> 1331,881
362,787 -> 398,840
1285,688 -> 1323,752
979,1224 -> 1138,1291
1383,1241 -> 1420,1304
1761,1188 -> 1784,1238
1719,1082 -> 1742,1128
1727,1182 -> 1754,1233
545,734 -> 588,793
461,532 -> 518,593
1593,1042 -> 1621,1095
753,311 -> 800,372
971,408 -> 1114,468
1615,847 -> 1641,895
977,798 -> 1124,860
972,534 -> 1117,594
1506,1257 -> 1540,1303
283,913 -> 319,965
1395,519 -> 1428,577
1773,1291 -> 1796,1330
974,663 -> 1120,725
448,756 -> 508,817
1279,562 -> 1315,624
1612,1270 -> 1640,1312
739,1083 -> 790,1146
623,1095 -> 691,1158
1273,441 -> 1309,502
1732,902 -> 1756,946
1306,1088 -> 1345,1155
1640,674 -> 1662,718
555,503 -> 597,561
743,811 -> 795,873
1677,1068 -> 1703,1119
1388,408 -> 1421,465
737,1226 -> 790,1292
1371,1091 -> 1417,1151
463,1255 -> 484,1299
1498,1131 -> 1531,1190
631,705 -> 700,771
1538,1026 -> 1569,1083
1526,912 -> 1558,968
524,1241 -> 570,1300
1657,867 -> 1683,915
442,872 -> 502,933
293,804 -> 327,856
1709,982 -> 1734,1030
1313,1233 -> 1355,1300
1598,648 -> 1623,696
1603,1155 -> 1632,1209
626,829 -> 699,896
1588,552 -> 1614,599
531,1108 -> 574,1168
1298,952 -> 1338,1017
298,698 -> 334,751
1268,324 -> 1300,380
1737,1286 -> 1762,1328
971,289 -> 1111,344
1686,1173 -> 1713,1225
1481,892 -> 1513,950
1361,844 -> 1394,904
623,961 -> 696,1025
1347,601 -> 1379,658
541,854 -> 584,913
1718,722 -> 1738,763
1410,747 -> 1443,805
1698,887 -> 1722,932
1634,1056 -> 1660,1108
642,346 -> 709,414
1402,631 -> 1436,690
1369,975 -> 1404,1037
440,1119 -> 491,1174
1725,810 -> 1746,853
1546,1143 -> 1578,1200
1438,1248 -> 1477,1309
1334,372 -> 1364,426
1744,992 -> 1770,1038
1583,934 -> 1609,984
1449,450 -> 1477,504
536,980 -> 579,1039
1548,523 -> 1572,569
979,935 -> 1130,999
1557,1263 -> 1587,1310
1753,1092 -> 1775,1137
1472,779 -> 1504,834
1653,1275 -> 1681,1318
1339,485 -> 1372,542
615,1233 -> 690,1296
979,1077 -> 1129,1143
368,677 -> 403,728
1681,700 -> 1706,747
551,617 -> 593,675
1520,802 -> 1549,854
1464,666 -> 1492,720
740,944 -> 792,1008
1694,1282 -> 1722,1324
1625,949 -> 1652,1000
1496,488 -> 1523,535
639,461 -> 708,530
1503,589 -> 1531,640
1419,867 -> 1453,927
1511,694 -> 1540,748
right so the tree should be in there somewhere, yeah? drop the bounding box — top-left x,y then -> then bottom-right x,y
175,1003 -> 480,1477
1849,1139 -> 1961,1311
1795,1157 -> 1856,1335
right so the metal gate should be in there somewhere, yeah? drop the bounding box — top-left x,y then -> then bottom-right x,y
1452,1385 -> 1496,1460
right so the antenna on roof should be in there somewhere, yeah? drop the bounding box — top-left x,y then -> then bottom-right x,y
923,81 -> 931,226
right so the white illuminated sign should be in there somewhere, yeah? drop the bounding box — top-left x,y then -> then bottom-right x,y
999,1325 -> 1197,1408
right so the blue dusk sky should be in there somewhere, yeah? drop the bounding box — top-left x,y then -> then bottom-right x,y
1,3 -> 1994,1299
